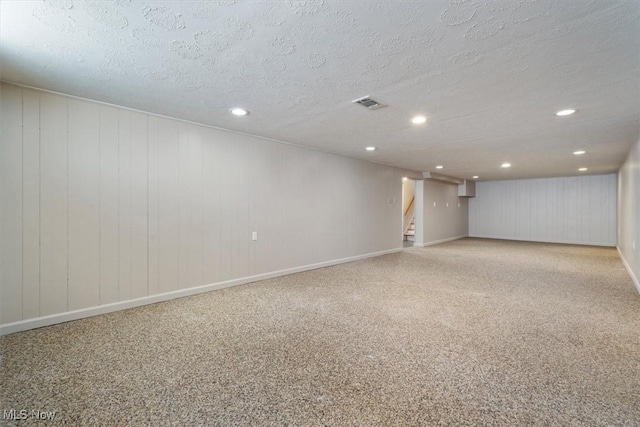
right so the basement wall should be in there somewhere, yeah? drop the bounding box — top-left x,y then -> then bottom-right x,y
617,138 -> 640,291
414,179 -> 469,247
0,82 -> 410,334
469,174 -> 617,247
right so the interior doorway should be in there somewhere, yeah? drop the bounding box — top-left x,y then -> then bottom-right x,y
402,178 -> 416,247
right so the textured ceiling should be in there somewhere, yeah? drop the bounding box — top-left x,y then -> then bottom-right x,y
1,0 -> 639,180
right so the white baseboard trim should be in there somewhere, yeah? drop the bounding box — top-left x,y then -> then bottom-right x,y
0,247 -> 403,336
617,246 -> 640,294
413,235 -> 468,247
468,235 -> 615,248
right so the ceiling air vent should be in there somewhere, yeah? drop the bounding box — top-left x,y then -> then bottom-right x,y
352,95 -> 386,110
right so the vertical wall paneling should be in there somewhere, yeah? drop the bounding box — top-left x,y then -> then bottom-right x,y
39,92 -> 68,316
130,112 -> 148,299
118,109 -> 132,301
178,122 -> 189,289
470,175 -> 617,246
604,174 -> 616,244
67,99 -> 100,310
218,138 -> 234,281
247,142 -> 258,276
99,106 -> 120,305
313,153 -> 336,263
340,156 -> 359,256
22,89 -> 40,319
278,144 -> 295,269
514,179 -> 529,240
280,145 -> 307,269
553,178 -> 564,242
299,149 -> 317,265
269,143 -> 288,272
230,136 -> 250,279
334,156 -> 354,260
147,116 -> 159,295
321,152 -> 341,260
352,161 -> 367,255
562,177 -> 578,242
1,82 -> 410,332
349,159 -> 363,256
594,176 -> 603,244
202,127 -> 221,285
1,84 -> 23,323
157,118 -> 179,293
304,149 -> 324,264
186,125 -> 203,288
249,141 -> 270,275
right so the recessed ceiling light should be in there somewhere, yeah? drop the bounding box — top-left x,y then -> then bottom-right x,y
501,163 -> 511,168
435,165 -> 444,169
472,176 -> 479,179
402,177 -> 408,181
578,167 -> 588,171
411,115 -> 427,125
556,109 -> 576,116
229,107 -> 248,116
365,146 -> 376,151
573,150 -> 586,155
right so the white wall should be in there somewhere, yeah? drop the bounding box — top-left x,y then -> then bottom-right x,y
617,138 -> 640,290
469,174 -> 617,246
414,179 -> 469,246
0,83 -> 408,332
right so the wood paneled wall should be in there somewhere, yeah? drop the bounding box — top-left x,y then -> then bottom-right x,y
469,175 -> 617,246
0,83 -> 404,326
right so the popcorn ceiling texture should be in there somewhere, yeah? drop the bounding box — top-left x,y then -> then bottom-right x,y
1,0 -> 638,180
1,239 -> 639,425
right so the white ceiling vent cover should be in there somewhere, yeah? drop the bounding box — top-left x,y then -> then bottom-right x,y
352,96 -> 387,110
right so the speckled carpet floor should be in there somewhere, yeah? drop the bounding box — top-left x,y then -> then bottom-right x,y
1,238 -> 639,426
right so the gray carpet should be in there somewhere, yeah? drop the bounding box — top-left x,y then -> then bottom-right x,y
1,238 -> 639,426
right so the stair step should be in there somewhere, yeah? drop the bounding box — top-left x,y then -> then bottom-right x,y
404,230 -> 415,236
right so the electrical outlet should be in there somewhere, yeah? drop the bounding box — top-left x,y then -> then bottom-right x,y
633,240 -> 636,251
458,203 -> 461,208
446,202 -> 449,208
433,202 -> 437,207
252,231 -> 258,241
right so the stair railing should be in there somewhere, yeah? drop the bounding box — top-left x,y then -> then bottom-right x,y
403,196 -> 415,235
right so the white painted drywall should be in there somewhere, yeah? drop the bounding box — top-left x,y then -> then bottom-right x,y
617,138 -> 640,290
416,179 -> 468,246
0,83 -> 409,328
469,174 -> 617,246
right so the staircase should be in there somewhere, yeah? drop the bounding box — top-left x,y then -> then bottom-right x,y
403,195 -> 415,243
404,217 -> 415,242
